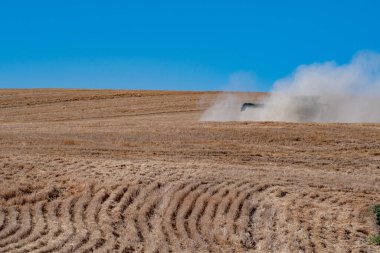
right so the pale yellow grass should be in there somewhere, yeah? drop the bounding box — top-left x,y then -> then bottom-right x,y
0,89 -> 379,252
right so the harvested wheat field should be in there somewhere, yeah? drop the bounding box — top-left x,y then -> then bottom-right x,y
0,89 -> 380,253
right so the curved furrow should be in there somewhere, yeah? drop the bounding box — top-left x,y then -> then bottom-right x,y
234,184 -> 273,250
10,201 -> 58,253
8,202 -> 47,252
175,182 -> 210,247
0,206 -> 23,242
144,182 -> 182,253
121,182 -> 162,251
0,204 -> 32,248
188,181 -> 231,248
111,184 -> 142,252
100,184 -> 130,251
135,182 -> 167,253
223,183 -> 251,218
73,188 -> 109,253
0,207 -> 17,241
139,192 -> 161,234
176,183 -> 217,251
0,202 -> 46,252
198,181 -> 235,249
158,182 -> 188,253
253,202 -> 279,251
161,182 -> 199,252
225,187 -> 254,246
201,186 -> 232,250
32,196 -> 77,253
93,184 -> 129,252
235,193 -> 257,251
224,184 -> 253,248
212,181 -> 250,246
59,192 -> 91,253
0,209 -> 6,231
172,182 -> 205,250
91,183 -> 145,252
112,184 -> 140,221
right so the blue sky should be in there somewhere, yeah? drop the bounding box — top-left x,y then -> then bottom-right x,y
0,1 -> 379,91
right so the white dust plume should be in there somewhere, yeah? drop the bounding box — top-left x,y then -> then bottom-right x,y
201,51 -> 380,123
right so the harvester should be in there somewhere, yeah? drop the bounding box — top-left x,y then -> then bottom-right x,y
240,96 -> 329,121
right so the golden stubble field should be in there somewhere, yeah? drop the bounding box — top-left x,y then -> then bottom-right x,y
0,89 -> 379,253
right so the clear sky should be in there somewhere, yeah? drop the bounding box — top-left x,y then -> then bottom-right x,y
0,0 -> 379,91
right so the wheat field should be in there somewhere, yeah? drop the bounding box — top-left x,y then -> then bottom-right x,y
0,89 -> 379,252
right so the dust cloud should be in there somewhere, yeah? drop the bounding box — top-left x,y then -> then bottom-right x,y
201,51 -> 380,123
